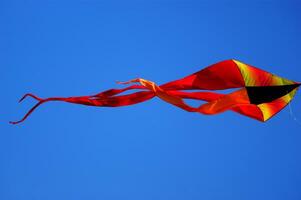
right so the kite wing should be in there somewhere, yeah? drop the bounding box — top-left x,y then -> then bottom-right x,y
11,59 -> 300,124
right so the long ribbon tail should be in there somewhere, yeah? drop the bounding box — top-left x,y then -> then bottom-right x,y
10,94 -> 66,124
10,84 -> 154,124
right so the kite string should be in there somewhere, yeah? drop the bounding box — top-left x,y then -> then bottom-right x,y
288,101 -> 301,126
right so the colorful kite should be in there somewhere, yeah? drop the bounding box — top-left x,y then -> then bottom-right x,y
11,60 -> 300,124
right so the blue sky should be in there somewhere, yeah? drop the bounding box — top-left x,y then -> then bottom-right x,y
2,0 -> 301,199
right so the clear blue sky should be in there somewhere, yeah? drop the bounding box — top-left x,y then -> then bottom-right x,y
2,0 -> 301,199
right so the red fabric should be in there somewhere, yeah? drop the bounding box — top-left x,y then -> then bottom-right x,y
11,60 -> 299,124
161,60 -> 245,90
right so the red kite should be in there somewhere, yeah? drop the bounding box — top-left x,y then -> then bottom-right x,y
11,60 -> 300,124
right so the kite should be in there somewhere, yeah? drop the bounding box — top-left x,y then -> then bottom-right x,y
10,59 -> 300,124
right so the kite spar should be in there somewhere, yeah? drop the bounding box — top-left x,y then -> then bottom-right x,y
10,59 -> 300,124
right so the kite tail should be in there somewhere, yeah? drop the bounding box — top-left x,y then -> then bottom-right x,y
10,85 -> 154,124
9,93 -> 69,124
